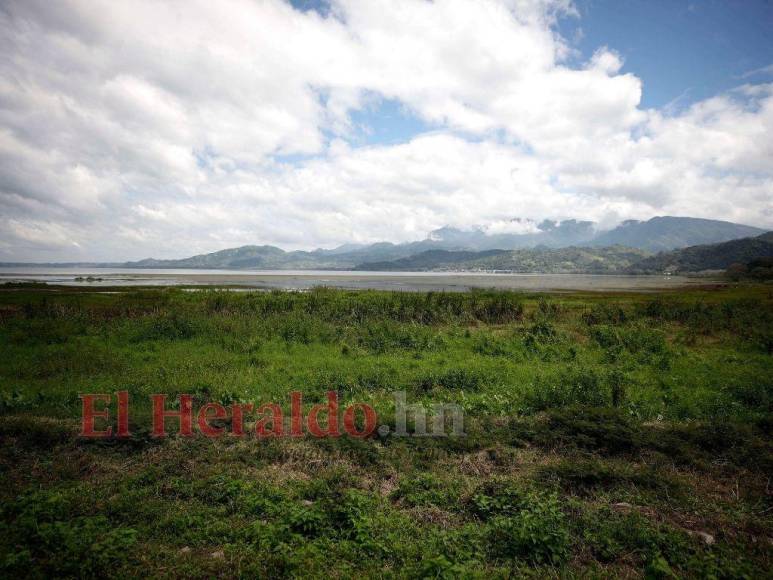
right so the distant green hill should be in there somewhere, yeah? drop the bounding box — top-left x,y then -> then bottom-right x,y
590,216 -> 765,252
357,246 -> 651,273
127,245 -> 290,269
353,249 -> 509,271
627,232 -> 773,274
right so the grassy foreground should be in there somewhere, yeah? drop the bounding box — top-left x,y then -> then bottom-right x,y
0,284 -> 771,578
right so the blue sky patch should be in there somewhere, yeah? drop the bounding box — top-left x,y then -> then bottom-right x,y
557,0 -> 773,109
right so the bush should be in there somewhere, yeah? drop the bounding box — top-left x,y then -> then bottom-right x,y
577,508 -> 690,568
485,491 -> 570,566
284,503 -> 328,537
649,421 -> 773,471
130,313 -> 198,342
637,297 -> 767,338
532,406 -> 640,455
583,303 -> 629,326
469,292 -> 524,323
355,321 -> 445,353
7,317 -> 86,346
525,367 -> 612,410
1,490 -> 137,577
525,320 -> 561,347
391,473 -> 460,509
415,368 -> 485,393
264,313 -> 339,345
533,297 -> 563,321
590,323 -> 670,364
538,459 -> 681,496
470,480 -> 528,520
472,333 -> 513,357
0,416 -> 73,447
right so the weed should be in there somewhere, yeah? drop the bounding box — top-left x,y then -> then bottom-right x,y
391,473 -> 461,509
486,491 -> 570,566
531,406 -> 640,454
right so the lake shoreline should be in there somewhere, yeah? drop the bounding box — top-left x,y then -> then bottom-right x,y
0,267 -> 722,292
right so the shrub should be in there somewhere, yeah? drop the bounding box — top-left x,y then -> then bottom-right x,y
590,323 -> 670,365
532,406 -> 640,455
485,491 -> 570,566
415,368 -> 485,393
326,489 -> 387,553
240,483 -> 292,517
648,421 -> 773,472
0,416 -> 73,447
204,290 -> 241,314
637,297 -> 767,338
7,317 -> 86,346
472,333 -> 513,357
355,321 -> 445,353
469,292 -> 524,323
284,503 -> 328,537
273,313 -> 337,345
130,313 -> 198,342
577,508 -> 689,567
470,480 -> 528,520
533,297 -> 563,321
391,473 -> 460,509
525,320 -> 561,347
583,303 -> 629,326
0,390 -> 32,413
2,491 -> 137,577
538,459 -> 682,496
747,327 -> 773,355
525,367 -> 611,410
522,321 -> 577,362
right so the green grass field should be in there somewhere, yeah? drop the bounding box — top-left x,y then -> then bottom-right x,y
0,284 -> 771,578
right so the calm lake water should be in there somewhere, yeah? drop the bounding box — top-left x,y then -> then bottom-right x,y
0,267 -> 718,292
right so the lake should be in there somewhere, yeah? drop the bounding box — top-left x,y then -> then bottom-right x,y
0,267 -> 719,292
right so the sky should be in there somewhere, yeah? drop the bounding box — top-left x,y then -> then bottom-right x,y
0,0 -> 772,262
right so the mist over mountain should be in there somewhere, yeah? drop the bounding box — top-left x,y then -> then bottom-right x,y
372,216 -> 763,256
426,219 -> 597,250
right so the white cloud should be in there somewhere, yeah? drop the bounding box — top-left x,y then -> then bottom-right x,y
0,0 -> 771,261
738,63 -> 773,79
485,219 -> 543,235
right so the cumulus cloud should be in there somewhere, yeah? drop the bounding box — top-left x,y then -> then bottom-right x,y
0,0 -> 771,261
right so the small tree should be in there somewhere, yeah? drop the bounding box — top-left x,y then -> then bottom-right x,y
725,262 -> 747,281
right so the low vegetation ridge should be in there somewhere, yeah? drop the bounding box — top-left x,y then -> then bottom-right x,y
357,245 -> 651,273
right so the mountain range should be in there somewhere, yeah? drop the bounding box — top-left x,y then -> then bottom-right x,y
361,232 -> 773,274
626,231 -> 773,274
357,246 -> 653,273
1,216 -> 769,273
109,216 -> 770,270
587,216 -> 764,252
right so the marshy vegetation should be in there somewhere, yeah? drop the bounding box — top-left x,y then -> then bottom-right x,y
0,284 -> 771,577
